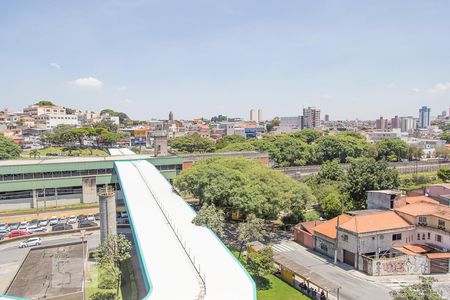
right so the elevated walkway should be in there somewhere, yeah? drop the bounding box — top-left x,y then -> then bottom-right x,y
115,160 -> 255,300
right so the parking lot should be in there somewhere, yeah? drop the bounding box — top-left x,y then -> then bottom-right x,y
0,210 -> 128,241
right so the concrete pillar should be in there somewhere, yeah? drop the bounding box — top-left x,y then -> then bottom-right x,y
82,176 -> 97,203
99,186 -> 117,242
31,189 -> 37,208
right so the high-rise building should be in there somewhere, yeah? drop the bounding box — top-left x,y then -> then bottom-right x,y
324,114 -> 330,122
400,116 -> 416,132
257,109 -> 263,123
391,115 -> 400,129
419,106 -> 431,129
168,111 -> 174,124
375,116 -> 387,130
303,107 -> 320,129
250,109 -> 257,122
279,116 -> 304,133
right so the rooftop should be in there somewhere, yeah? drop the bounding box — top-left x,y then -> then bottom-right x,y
395,201 -> 450,221
404,196 -> 440,205
338,211 -> 413,234
313,214 -> 353,239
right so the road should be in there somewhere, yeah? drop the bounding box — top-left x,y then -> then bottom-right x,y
0,230 -> 100,293
272,241 -> 391,300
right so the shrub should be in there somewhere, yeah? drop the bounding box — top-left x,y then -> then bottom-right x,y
89,291 -> 116,300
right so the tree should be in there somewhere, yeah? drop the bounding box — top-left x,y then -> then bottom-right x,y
217,142 -> 257,152
29,149 -> 40,159
94,234 -> 132,298
315,134 -> 368,163
169,133 -> 215,153
0,136 -> 21,160
173,157 -> 315,220
390,277 -> 444,300
288,129 -> 322,144
94,120 -> 119,133
252,135 -> 311,166
215,134 -> 246,149
266,117 -> 280,132
35,100 -> 55,106
237,214 -> 267,259
320,190 -> 353,219
376,138 -> 408,162
367,144 -> 378,158
246,246 -> 275,278
99,131 -> 125,146
346,157 -> 400,209
440,132 -> 450,143
316,160 -> 346,183
435,147 -> 450,161
100,109 -> 129,123
192,203 -> 225,238
437,167 -> 450,182
65,107 -> 76,114
408,144 -> 424,161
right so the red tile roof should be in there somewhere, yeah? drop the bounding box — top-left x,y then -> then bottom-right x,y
313,214 -> 353,239
338,211 -> 412,234
395,201 -> 450,221
405,196 -> 440,205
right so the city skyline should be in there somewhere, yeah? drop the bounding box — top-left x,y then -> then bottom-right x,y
1,1 -> 450,120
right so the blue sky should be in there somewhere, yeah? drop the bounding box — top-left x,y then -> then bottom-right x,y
0,0 -> 449,120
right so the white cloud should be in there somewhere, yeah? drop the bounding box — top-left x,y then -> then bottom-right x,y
411,88 -> 421,93
428,82 -> 450,94
123,98 -> 132,104
50,62 -> 61,69
73,77 -> 103,89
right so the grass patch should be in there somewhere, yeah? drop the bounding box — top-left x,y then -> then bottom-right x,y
400,172 -> 442,191
229,247 -> 309,300
0,202 -> 99,216
257,274 -> 310,300
86,264 -> 122,300
22,146 -> 108,158
121,259 -> 138,300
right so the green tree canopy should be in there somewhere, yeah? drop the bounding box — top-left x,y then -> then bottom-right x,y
192,203 -> 225,238
346,157 -> 400,209
440,132 -> 450,143
169,133 -> 215,153
217,142 -> 257,152
215,134 -> 246,149
93,120 -> 119,133
288,129 -> 322,144
437,167 -> 450,182
100,109 -> 129,123
173,157 -> 315,220
0,135 -> 21,160
408,144 -> 424,161
35,100 -> 55,106
245,246 -> 275,279
316,159 -> 346,183
315,134 -> 369,163
237,214 -> 267,258
376,138 -> 408,162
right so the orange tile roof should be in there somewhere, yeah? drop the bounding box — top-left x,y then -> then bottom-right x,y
338,211 -> 412,234
426,253 -> 450,259
296,220 -> 324,235
313,214 -> 353,239
395,201 -> 450,221
403,244 -> 432,254
405,196 -> 440,205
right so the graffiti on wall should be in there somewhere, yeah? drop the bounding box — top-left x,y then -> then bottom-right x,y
373,255 -> 429,276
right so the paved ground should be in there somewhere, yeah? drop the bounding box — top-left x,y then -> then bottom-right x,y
0,231 -> 100,294
272,240 -> 450,300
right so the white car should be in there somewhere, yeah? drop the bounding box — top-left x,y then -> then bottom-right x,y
87,214 -> 95,222
49,216 -> 59,226
68,216 -> 77,224
38,219 -> 49,227
59,216 -> 67,224
0,223 -> 8,231
27,225 -> 39,233
120,211 -> 128,218
19,237 -> 41,248
19,222 -> 28,231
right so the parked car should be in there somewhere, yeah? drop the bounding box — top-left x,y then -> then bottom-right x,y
32,227 -> 48,233
49,216 -> 59,226
19,222 -> 28,231
51,224 -> 73,232
0,229 -> 9,236
120,211 -> 128,218
38,219 -> 49,227
0,233 -> 6,240
59,216 -> 67,224
8,230 -> 29,238
27,225 -> 39,233
8,223 -> 19,230
116,212 -> 122,218
0,223 -> 9,231
94,213 -> 100,221
79,221 -> 98,228
28,219 -> 39,227
87,214 -> 95,222
68,216 -> 77,224
77,214 -> 86,222
19,237 -> 41,248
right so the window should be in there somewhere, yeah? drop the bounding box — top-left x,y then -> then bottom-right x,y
438,220 -> 445,229
422,233 -> 425,240
436,235 -> 442,243
418,216 -> 427,224
427,233 -> 431,240
379,235 -> 384,240
392,234 -> 402,241
342,234 -> 348,242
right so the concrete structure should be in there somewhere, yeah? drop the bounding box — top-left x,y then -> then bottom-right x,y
400,116 -> 416,132
391,115 -> 400,129
366,190 -> 402,210
303,107 -> 320,129
376,116 -> 387,130
99,186 -> 117,242
367,129 -> 402,142
419,106 -> 431,129
115,160 -> 256,299
34,114 -> 79,130
168,111 -> 174,124
278,116 -> 303,133
257,109 -> 263,123
324,114 -> 330,122
154,132 -> 169,156
23,104 -> 66,116
249,109 -> 257,122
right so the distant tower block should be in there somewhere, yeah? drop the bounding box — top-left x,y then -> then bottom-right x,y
257,109 -> 263,123
169,111 -> 174,124
154,132 -> 169,157
99,186 -> 117,243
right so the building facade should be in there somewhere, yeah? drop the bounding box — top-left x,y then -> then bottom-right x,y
419,106 -> 431,129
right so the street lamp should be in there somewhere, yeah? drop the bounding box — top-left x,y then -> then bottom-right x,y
73,229 -> 93,300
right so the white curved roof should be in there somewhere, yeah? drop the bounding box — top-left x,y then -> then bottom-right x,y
115,160 -> 256,300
